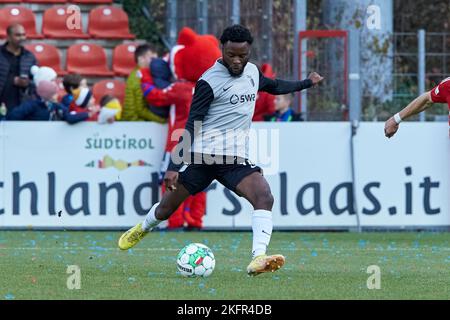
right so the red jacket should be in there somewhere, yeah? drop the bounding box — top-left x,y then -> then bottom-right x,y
253,63 -> 276,121
253,92 -> 275,121
140,68 -> 194,152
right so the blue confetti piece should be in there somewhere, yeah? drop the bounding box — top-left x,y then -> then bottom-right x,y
208,288 -> 216,294
311,251 -> 318,257
358,240 -> 366,248
128,277 -> 136,283
4,293 -> 15,300
199,282 -> 205,288
30,240 -> 36,247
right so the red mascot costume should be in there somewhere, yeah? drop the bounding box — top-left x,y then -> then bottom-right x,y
140,27 -> 221,229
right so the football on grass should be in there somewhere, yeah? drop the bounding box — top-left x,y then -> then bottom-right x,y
176,243 -> 215,277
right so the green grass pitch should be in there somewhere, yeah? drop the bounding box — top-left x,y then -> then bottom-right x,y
0,231 -> 449,300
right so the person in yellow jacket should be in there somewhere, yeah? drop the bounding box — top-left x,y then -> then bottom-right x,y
122,43 -> 166,123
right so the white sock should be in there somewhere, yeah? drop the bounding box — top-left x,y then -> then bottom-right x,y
142,202 -> 161,231
251,209 -> 273,258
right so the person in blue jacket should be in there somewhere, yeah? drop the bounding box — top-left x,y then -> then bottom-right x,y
5,80 -> 93,123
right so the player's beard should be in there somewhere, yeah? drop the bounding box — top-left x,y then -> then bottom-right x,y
223,60 -> 246,77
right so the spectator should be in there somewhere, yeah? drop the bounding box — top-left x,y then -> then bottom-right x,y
264,93 -> 303,122
31,65 -> 57,87
61,73 -> 87,108
5,80 -> 91,123
122,44 -> 167,123
148,57 -> 172,119
253,63 -> 276,121
0,24 -> 37,111
98,94 -> 122,123
70,87 -> 100,121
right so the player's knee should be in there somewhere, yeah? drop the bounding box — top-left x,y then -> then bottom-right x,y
254,190 -> 274,210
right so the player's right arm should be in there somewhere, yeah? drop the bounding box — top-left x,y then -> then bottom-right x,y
164,80 -> 214,191
384,91 -> 433,138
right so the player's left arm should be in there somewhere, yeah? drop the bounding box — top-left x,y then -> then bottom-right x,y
258,70 -> 324,94
384,91 -> 433,138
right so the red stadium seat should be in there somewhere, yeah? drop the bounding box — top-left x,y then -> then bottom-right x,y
112,43 -> 138,76
88,6 -> 135,39
25,0 -> 67,4
67,43 -> 114,76
0,6 -> 42,39
0,0 -> 23,3
43,6 -> 90,39
93,79 -> 126,104
25,43 -> 66,75
71,0 -> 112,3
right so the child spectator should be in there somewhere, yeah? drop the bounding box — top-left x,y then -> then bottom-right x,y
5,80 -> 91,123
97,94 -> 122,124
70,87 -> 100,121
264,93 -> 303,122
61,74 -> 87,108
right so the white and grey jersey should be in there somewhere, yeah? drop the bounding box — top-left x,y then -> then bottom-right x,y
193,61 -> 260,157
168,60 -> 313,171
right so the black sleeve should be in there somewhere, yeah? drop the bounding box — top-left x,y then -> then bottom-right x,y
258,69 -> 313,94
167,79 -> 214,172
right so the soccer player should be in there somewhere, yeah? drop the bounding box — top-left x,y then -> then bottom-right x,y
118,25 -> 324,276
385,77 -> 450,138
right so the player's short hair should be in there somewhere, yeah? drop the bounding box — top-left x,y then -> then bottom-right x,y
134,43 -> 157,63
220,25 -> 254,45
63,74 -> 82,94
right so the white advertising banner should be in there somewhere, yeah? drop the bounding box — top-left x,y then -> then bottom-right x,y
0,122 -> 167,228
0,122 -> 448,229
205,122 -> 449,228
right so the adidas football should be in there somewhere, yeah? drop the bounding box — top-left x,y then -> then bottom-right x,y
176,243 -> 215,277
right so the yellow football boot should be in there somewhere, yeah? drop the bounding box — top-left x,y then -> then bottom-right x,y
246,254 -> 285,276
118,222 -> 148,250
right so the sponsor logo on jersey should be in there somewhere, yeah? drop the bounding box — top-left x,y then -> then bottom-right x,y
230,93 -> 256,105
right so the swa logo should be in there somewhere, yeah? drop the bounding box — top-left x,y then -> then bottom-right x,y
230,94 -> 256,105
